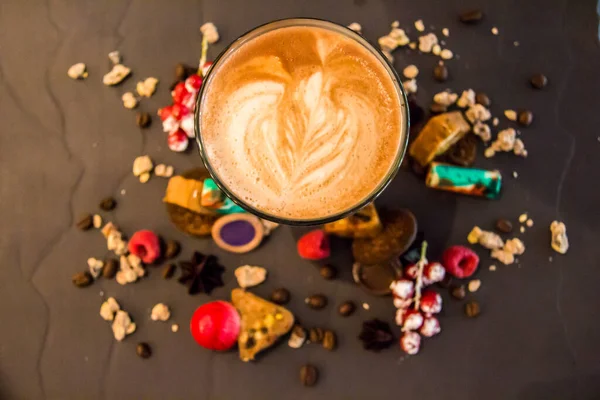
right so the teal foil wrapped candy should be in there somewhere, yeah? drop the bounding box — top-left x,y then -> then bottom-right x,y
201,178 -> 247,214
426,162 -> 502,199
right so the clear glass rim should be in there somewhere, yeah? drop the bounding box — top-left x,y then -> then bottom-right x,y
195,17 -> 410,226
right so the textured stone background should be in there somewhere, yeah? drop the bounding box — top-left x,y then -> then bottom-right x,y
1,0 -> 599,399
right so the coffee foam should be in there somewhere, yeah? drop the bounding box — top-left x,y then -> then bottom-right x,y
200,26 -> 404,220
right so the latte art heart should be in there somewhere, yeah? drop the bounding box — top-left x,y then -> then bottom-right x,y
200,25 -> 404,220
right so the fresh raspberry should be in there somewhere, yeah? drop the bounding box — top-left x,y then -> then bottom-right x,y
424,262 -> 446,284
172,82 -> 191,104
402,309 -> 424,331
442,245 -> 479,278
400,331 -> 421,355
420,290 -> 442,315
158,105 -> 173,121
390,279 -> 414,299
403,264 -> 419,280
393,297 -> 412,309
168,129 -> 189,152
297,230 -> 330,260
128,230 -> 161,264
185,74 -> 203,92
171,103 -> 189,120
420,316 -> 441,337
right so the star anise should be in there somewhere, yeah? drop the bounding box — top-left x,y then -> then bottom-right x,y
358,319 -> 395,352
178,252 -> 225,295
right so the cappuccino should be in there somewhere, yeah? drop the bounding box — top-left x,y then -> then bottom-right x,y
199,22 -> 406,221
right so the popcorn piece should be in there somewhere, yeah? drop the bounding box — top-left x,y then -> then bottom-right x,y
432,44 -> 442,55
234,265 -> 267,288
121,92 -> 138,109
440,49 -> 453,60
468,279 -> 481,292
403,65 -> 419,79
418,33 -> 438,53
519,213 -> 528,223
504,238 -> 525,255
468,226 -> 504,249
504,110 -> 517,121
116,254 -> 145,285
151,303 -> 171,322
442,28 -> 450,37
491,27 -> 499,35
103,64 -> 131,86
378,23 -> 410,53
347,22 -> 362,33
465,104 -> 492,124
400,331 -> 421,355
108,51 -> 121,65
491,248 -> 515,265
403,79 -> 417,94
550,221 -> 569,254
526,219 -> 534,227
414,19 -> 425,32
514,138 -> 528,157
136,77 -> 159,97
100,297 -> 120,321
171,324 -> 179,332
112,310 -> 136,341
485,128 -> 527,158
67,63 -> 88,80
154,164 -> 174,178
473,121 -> 492,142
87,257 -> 104,278
433,91 -> 458,106
132,155 -> 153,177
457,89 -> 476,108
139,172 -> 151,184
200,22 -> 220,43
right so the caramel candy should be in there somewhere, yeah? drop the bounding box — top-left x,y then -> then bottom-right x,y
324,203 -> 382,238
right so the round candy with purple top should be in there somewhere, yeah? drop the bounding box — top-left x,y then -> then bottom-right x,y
211,214 -> 265,253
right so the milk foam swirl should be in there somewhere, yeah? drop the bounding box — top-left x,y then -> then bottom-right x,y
200,26 -> 403,220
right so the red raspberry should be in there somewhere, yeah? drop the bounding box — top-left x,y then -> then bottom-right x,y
390,279 -> 414,299
404,264 -> 419,279
185,74 -> 203,92
172,82 -> 191,104
420,290 -> 442,315
297,230 -> 330,260
158,105 -> 173,121
402,309 -> 424,331
400,331 -> 421,355
168,129 -> 189,152
128,230 -> 161,264
420,316 -> 441,337
424,262 -> 446,284
442,245 -> 479,278
171,103 -> 189,120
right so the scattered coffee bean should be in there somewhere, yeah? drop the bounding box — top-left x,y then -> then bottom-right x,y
99,197 -> 116,211
439,274 -> 453,289
495,218 -> 513,233
322,330 -> 337,351
300,364 -> 318,387
517,110 -> 533,127
430,103 -> 447,114
136,112 -> 151,128
451,284 -> 466,300
433,64 -> 449,82
306,294 -> 328,309
162,263 -> 176,279
447,134 -> 477,167
270,288 -> 290,305
530,73 -> 548,89
136,342 -> 152,359
102,258 -> 118,279
338,301 -> 356,317
72,271 -> 93,288
76,213 -> 93,231
475,92 -> 491,107
465,300 -> 481,317
309,327 -> 324,343
164,240 -> 180,259
319,264 -> 337,280
459,9 -> 484,24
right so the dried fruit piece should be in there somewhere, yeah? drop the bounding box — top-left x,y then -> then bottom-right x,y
297,230 -> 330,260
72,271 -> 93,287
67,63 -> 88,79
550,221 -> 569,254
358,319 -> 395,351
136,342 -> 152,359
103,64 -> 131,86
234,265 -> 267,288
400,331 -> 421,355
442,245 -> 479,278
128,230 -> 161,264
190,301 -> 240,351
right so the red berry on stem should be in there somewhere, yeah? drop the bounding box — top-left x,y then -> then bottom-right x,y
420,316 -> 441,337
420,290 -> 442,315
168,129 -> 189,152
400,331 -> 421,355
390,279 -> 415,299
172,82 -> 191,104
171,103 -> 189,120
158,105 -> 173,121
128,230 -> 161,264
185,74 -> 203,92
190,301 -> 240,351
297,230 -> 330,260
402,309 -> 424,331
442,245 -> 479,278
404,264 -> 419,280
424,261 -> 446,284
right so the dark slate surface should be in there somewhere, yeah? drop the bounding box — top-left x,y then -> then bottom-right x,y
1,0 -> 600,399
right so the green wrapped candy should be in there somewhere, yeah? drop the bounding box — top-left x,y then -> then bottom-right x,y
426,162 -> 502,199
201,179 -> 247,214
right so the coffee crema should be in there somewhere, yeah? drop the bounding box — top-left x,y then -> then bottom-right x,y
199,25 -> 405,220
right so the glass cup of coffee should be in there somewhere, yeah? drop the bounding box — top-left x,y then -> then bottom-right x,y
195,18 -> 409,225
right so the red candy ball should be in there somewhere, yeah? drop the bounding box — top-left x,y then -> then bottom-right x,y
190,301 -> 241,351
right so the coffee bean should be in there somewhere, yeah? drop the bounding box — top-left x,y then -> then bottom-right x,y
162,263 -> 176,279
76,213 -> 93,231
439,274 -> 453,289
300,364 -> 318,387
72,271 -> 93,288
99,197 -> 116,211
102,258 -> 118,279
309,327 -> 324,343
319,264 -> 337,280
136,112 -> 151,128
451,284 -> 466,300
136,342 -> 152,359
517,110 -> 533,127
175,63 -> 194,81
433,64 -> 449,82
475,92 -> 491,107
270,288 -> 290,305
459,9 -> 484,24
338,301 -> 356,317
164,240 -> 180,259
306,294 -> 327,309
322,330 -> 337,351
495,218 -> 513,233
448,134 -> 477,167
430,103 -> 447,114
465,300 -> 481,317
530,74 -> 548,89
